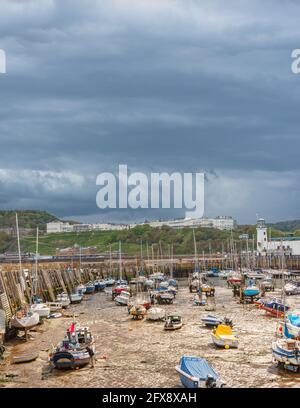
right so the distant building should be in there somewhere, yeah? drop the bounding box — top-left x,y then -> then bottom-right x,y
147,216 -> 235,230
256,218 -> 300,256
46,222 -> 73,233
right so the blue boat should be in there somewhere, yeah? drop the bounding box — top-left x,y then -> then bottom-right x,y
243,281 -> 260,297
85,282 -> 95,294
94,280 -> 106,291
175,356 -> 225,388
201,315 -> 223,327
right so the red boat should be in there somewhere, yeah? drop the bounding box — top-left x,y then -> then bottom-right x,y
142,301 -> 151,310
254,299 -> 288,318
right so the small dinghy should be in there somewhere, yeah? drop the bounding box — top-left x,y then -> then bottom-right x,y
164,313 -> 183,330
243,283 -> 260,297
175,356 -> 225,388
50,323 -> 95,369
30,303 -> 50,318
211,324 -> 239,349
12,351 -> 39,364
77,284 -> 86,294
104,278 -> 115,286
46,302 -> 63,312
115,292 -> 130,306
284,282 -> 300,296
156,292 -> 174,304
146,307 -> 165,321
202,315 -> 223,328
272,338 -> 300,371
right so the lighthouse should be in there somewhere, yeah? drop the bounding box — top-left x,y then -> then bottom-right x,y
256,218 -> 268,253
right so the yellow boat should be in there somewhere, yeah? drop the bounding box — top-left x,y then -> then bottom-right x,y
211,324 -> 239,349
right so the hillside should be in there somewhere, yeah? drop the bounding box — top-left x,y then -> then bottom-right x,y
17,224 -> 283,256
0,210 -> 59,231
268,219 -> 300,233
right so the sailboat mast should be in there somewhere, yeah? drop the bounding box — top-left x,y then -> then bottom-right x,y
119,241 -> 122,281
34,227 -> 39,295
15,213 -> 31,304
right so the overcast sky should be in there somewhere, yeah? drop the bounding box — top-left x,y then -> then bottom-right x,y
0,0 -> 299,224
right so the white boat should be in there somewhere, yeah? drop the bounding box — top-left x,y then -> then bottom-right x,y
56,292 -> 70,308
144,279 -> 154,288
77,284 -> 86,294
164,313 -> 183,330
30,303 -> 50,318
115,293 -> 130,306
46,302 -> 63,312
272,338 -> 300,369
70,292 -> 83,304
11,310 -> 40,330
211,325 -> 239,348
104,278 -> 115,286
146,307 -> 165,321
284,282 -> 300,296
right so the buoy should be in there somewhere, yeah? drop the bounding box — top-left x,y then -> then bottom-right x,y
225,344 -> 230,349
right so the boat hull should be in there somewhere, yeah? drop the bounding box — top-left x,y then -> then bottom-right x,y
51,351 -> 91,369
211,334 -> 238,348
11,312 -> 40,330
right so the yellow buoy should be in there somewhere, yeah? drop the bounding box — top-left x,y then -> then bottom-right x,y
225,344 -> 230,349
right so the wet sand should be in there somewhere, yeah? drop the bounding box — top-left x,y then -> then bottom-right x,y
1,281 -> 300,388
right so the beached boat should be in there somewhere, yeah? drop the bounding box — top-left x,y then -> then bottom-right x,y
211,324 -> 239,348
284,282 -> 300,296
11,310 -> 40,330
168,279 -> 178,288
77,284 -> 86,294
146,307 -> 165,321
272,338 -> 300,371
50,323 -> 95,369
115,292 -> 130,306
243,283 -> 260,297
129,305 -> 147,320
94,280 -> 106,291
255,298 -> 289,318
85,282 -> 95,294
12,351 -> 39,364
56,292 -> 70,308
156,292 -> 174,304
70,292 -> 83,304
104,278 -> 115,286
260,278 -> 274,292
201,315 -> 233,328
227,272 -> 243,285
284,310 -> 300,339
164,313 -> 183,330
175,356 -> 225,388
30,303 -> 50,318
46,302 -> 63,312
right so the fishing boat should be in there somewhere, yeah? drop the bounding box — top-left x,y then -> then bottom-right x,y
46,302 -> 63,312
175,356 -> 225,388
50,323 -> 95,369
70,292 -> 83,304
30,303 -> 50,318
56,292 -> 70,308
11,309 -> 40,331
94,280 -> 106,291
164,313 -> 183,330
85,282 -> 95,294
146,307 -> 165,321
272,338 -> 300,371
255,298 -> 289,318
211,324 -> 239,348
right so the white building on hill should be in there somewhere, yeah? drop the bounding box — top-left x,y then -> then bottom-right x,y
257,218 -> 300,256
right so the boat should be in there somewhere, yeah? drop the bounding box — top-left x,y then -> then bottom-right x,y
272,338 -> 300,371
255,298 -> 289,318
46,302 -> 63,312
168,279 -> 178,288
243,282 -> 260,297
50,322 -> 95,369
164,313 -> 183,330
115,292 -> 130,306
112,286 -> 130,299
175,356 -> 225,388
70,292 -> 83,304
85,282 -> 95,294
260,277 -> 274,292
146,307 -> 165,321
284,310 -> 300,339
284,281 -> 300,296
11,309 -> 40,330
56,292 -> 70,308
144,279 -> 154,289
30,303 -> 50,318
77,284 -> 86,294
201,315 -> 232,328
129,305 -> 147,320
156,292 -> 174,304
11,351 -> 39,364
104,278 -> 115,286
94,280 -> 106,291
227,272 -> 243,285
211,324 -> 239,348
167,286 -> 178,296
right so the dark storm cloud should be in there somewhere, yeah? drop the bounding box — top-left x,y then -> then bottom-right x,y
0,0 -> 300,222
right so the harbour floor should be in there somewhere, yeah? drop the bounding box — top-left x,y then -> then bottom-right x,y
1,280 -> 300,388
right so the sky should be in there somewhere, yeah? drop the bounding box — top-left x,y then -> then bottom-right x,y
0,0 -> 299,224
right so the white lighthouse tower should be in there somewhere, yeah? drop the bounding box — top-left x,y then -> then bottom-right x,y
256,218 -> 268,254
